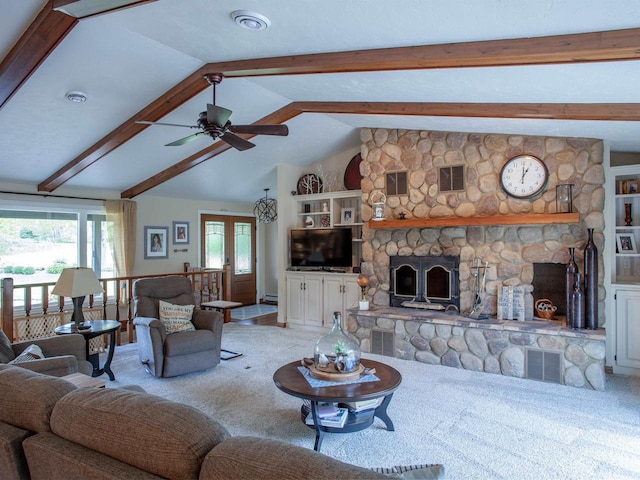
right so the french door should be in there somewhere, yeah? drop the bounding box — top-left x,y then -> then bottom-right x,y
200,214 -> 256,305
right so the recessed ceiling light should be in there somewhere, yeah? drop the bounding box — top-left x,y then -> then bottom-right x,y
66,91 -> 87,103
231,10 -> 271,30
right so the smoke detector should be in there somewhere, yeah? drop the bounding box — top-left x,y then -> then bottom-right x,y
66,91 -> 87,103
231,10 -> 271,30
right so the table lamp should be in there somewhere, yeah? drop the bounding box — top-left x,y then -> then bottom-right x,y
52,268 -> 103,330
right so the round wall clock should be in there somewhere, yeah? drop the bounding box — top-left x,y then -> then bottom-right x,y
499,155 -> 549,199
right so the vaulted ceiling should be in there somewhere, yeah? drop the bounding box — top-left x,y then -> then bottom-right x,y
1,1 -> 640,202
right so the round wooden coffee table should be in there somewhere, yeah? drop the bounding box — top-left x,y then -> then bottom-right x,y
273,359 -> 402,451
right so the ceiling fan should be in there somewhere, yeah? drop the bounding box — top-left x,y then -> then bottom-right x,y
136,73 -> 288,151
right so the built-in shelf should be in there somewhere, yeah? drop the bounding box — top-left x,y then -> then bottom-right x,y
368,212 -> 580,229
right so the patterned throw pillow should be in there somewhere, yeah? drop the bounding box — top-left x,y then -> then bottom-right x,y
159,300 -> 195,334
9,344 -> 45,364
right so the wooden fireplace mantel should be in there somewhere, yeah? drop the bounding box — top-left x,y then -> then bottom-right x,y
367,212 -> 580,229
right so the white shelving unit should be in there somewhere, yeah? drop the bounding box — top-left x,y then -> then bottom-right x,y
609,165 -> 640,375
294,190 -> 362,266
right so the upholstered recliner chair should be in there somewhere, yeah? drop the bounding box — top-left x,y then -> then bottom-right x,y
133,275 -> 223,377
0,329 -> 93,377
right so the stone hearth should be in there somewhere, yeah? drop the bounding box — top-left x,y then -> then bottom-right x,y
347,306 -> 606,390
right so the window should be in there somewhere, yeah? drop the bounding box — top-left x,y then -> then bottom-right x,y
386,171 -> 407,196
0,209 -> 114,285
439,165 -> 465,192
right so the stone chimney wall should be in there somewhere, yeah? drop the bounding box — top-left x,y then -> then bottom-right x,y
359,128 -> 605,319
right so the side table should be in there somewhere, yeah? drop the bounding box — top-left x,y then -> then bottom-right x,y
55,320 -> 121,381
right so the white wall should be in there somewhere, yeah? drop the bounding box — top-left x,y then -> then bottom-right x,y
133,194 -> 253,276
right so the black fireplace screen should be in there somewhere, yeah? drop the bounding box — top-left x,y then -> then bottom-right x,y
390,255 -> 460,309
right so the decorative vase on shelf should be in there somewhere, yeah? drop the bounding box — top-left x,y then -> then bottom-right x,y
314,312 -> 361,373
625,203 -> 632,226
583,228 -> 598,330
571,273 -> 585,330
565,247 -> 578,328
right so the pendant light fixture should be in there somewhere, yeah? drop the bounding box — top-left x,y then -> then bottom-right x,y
254,188 -> 277,223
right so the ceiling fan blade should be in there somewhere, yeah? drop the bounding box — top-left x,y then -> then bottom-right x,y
220,131 -> 255,151
165,132 -> 206,147
207,104 -> 232,127
136,120 -> 197,128
229,124 -> 289,136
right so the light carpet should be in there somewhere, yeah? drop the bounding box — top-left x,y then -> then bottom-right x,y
230,304 -> 278,320
107,323 -> 640,480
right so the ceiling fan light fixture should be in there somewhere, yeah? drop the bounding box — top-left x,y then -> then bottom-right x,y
254,188 -> 277,223
66,91 -> 87,103
231,10 -> 271,30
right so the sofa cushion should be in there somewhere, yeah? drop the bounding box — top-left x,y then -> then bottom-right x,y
9,344 -> 44,364
163,329 -> 216,357
23,432 -> 163,480
201,436 -> 389,480
0,364 -> 76,433
50,387 -> 230,479
0,422 -> 31,480
159,300 -> 195,334
0,330 -> 15,363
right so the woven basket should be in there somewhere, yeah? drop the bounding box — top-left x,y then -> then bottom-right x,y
535,299 -> 557,319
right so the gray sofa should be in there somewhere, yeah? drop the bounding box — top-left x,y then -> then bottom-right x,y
133,275 -> 224,377
0,364 -> 394,480
0,330 -> 92,377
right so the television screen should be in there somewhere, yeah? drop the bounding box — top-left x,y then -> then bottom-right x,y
290,228 -> 352,268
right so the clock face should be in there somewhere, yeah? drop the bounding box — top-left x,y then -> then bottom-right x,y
499,155 -> 549,199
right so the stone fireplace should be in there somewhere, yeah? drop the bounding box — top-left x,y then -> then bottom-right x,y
345,128 -> 607,390
390,255 -> 460,310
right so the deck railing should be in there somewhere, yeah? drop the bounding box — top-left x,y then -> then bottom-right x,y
0,266 -> 229,343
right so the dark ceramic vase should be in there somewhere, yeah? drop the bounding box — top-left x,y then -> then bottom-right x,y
571,273 -> 585,330
583,228 -> 598,330
565,247 -> 578,328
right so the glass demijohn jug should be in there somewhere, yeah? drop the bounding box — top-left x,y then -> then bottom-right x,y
314,312 -> 361,373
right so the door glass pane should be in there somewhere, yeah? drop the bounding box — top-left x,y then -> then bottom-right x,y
204,221 -> 225,268
234,222 -> 252,275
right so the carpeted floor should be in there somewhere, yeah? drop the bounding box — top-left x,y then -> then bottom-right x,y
230,304 -> 278,320
107,323 -> 640,480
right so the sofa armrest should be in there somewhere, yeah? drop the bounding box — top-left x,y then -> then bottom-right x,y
12,334 -> 86,361
191,309 -> 223,332
14,356 -> 79,377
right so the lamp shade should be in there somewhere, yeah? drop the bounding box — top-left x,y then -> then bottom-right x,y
52,268 -> 103,298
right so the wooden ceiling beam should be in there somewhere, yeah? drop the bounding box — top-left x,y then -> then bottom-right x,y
0,1 -> 77,110
38,68 -> 211,192
120,103 -> 303,198
121,100 -> 640,198
207,27 -> 640,77
35,27 -> 640,192
293,101 -> 640,121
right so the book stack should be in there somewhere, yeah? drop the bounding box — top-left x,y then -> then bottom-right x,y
304,402 -> 349,428
340,398 -> 381,413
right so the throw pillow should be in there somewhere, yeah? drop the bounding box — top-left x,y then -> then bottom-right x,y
159,300 -> 195,334
0,330 -> 15,363
9,344 -> 45,364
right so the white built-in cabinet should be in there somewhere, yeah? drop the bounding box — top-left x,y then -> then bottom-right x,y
608,165 -> 640,375
286,273 -> 323,326
614,287 -> 640,370
286,272 -> 359,327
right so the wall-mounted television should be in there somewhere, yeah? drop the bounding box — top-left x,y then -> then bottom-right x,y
290,228 -> 352,268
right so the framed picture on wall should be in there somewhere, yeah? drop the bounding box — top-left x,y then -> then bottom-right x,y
173,221 -> 189,244
144,226 -> 169,259
616,233 -> 637,254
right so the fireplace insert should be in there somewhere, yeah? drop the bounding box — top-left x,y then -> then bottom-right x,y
389,255 -> 460,309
